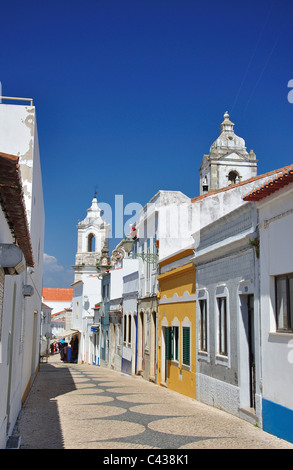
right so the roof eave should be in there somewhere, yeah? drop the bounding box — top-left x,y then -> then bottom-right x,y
0,152 -> 34,267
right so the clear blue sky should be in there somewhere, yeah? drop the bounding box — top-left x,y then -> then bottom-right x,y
1,0 -> 293,287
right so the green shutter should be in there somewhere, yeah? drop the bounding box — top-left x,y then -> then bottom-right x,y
174,327 -> 179,361
165,327 -> 174,360
182,327 -> 190,366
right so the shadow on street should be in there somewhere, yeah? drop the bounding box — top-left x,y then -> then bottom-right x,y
15,360 -> 76,449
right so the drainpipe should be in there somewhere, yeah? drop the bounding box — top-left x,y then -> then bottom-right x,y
255,210 -> 263,420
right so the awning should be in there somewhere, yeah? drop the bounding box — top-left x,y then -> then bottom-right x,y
56,329 -> 80,339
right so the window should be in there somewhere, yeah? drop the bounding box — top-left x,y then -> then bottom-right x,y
218,297 -> 228,356
202,175 -> 209,192
275,273 -> 293,332
165,326 -> 179,362
123,315 -> 127,343
133,239 -> 137,254
199,299 -> 208,352
103,282 -> 109,301
128,315 -> 132,344
173,326 -> 179,361
165,319 -> 191,367
146,239 -> 151,286
182,327 -> 190,366
106,283 -> 110,301
169,326 -> 179,361
165,327 -> 172,360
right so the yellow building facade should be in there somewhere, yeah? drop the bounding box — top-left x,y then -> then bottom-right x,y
157,248 -> 196,399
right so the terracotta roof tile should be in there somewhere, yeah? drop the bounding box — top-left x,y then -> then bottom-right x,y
42,287 -> 73,301
243,164 -> 293,201
191,167 -> 286,203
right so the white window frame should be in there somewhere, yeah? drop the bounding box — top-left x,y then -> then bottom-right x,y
181,317 -> 191,370
215,285 -> 230,367
197,289 -> 210,362
171,317 -> 180,364
275,273 -> 293,333
128,314 -> 132,346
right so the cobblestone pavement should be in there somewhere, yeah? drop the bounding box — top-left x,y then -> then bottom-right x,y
11,355 -> 293,450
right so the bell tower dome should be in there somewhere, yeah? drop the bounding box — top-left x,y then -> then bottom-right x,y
199,112 -> 257,195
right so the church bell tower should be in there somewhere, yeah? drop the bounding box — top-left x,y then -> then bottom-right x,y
199,112 -> 257,195
73,196 -> 110,282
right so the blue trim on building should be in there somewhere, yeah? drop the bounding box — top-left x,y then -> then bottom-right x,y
121,358 -> 132,375
92,355 -> 100,366
262,398 -> 293,443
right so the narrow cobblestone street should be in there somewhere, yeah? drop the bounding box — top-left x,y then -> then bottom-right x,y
11,355 -> 293,451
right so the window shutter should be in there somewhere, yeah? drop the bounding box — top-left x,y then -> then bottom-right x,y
165,327 -> 174,360
182,327 -> 190,366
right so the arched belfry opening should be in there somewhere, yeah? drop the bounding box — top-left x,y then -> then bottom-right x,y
228,170 -> 240,185
88,233 -> 96,252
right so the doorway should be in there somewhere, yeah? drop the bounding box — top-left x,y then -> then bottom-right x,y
137,311 -> 145,374
150,311 -> 157,378
160,326 -> 167,384
240,294 -> 255,410
247,295 -> 255,409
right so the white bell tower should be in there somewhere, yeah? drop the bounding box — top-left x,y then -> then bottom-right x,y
199,112 -> 257,195
74,196 -> 110,281
71,196 -> 111,364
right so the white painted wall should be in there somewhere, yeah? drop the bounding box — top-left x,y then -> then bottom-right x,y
137,190 -> 194,261
71,281 -> 83,332
0,165 -> 25,449
44,300 -> 72,315
257,184 -> 293,410
71,269 -> 102,364
135,190 -> 196,297
80,269 -> 102,316
0,273 -> 25,447
122,271 -> 138,374
110,259 -> 139,301
217,153 -> 257,190
192,171 -> 283,248
0,104 -> 44,445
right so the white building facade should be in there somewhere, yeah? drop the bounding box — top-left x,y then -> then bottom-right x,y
108,258 -> 139,372
244,165 -> 293,443
134,190 -> 196,382
71,197 -> 110,364
0,101 -> 44,448
122,270 -> 139,375
193,204 -> 262,425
